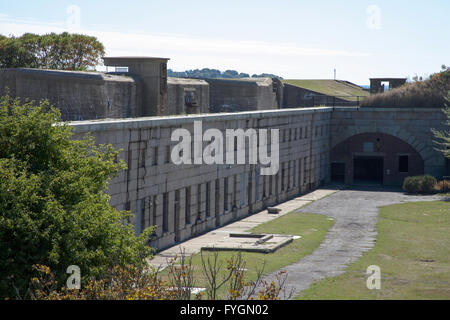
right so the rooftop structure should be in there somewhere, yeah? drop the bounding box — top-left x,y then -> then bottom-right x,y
103,56 -> 170,116
369,77 -> 407,94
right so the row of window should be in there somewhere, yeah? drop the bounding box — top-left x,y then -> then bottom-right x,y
280,124 -> 328,143
129,124 -> 329,169
137,152 -> 327,235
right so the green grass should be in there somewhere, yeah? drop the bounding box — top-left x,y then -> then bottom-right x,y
282,79 -> 369,101
167,211 -> 334,299
296,201 -> 450,300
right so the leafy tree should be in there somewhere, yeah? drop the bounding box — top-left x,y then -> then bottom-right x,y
432,91 -> 450,158
0,35 -> 37,68
251,73 -> 283,79
0,32 -> 105,70
167,68 -> 282,79
0,96 -> 153,298
222,70 -> 239,78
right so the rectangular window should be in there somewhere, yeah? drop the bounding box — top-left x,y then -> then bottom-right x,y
269,175 -> 273,196
153,147 -> 158,166
399,155 -> 409,173
165,145 -> 171,163
262,174 -> 266,198
137,199 -> 143,235
205,182 -> 210,217
140,147 -> 146,168
215,179 -> 220,218
255,168 -> 260,201
185,187 -> 191,224
233,175 -> 237,207
288,161 -> 292,189
247,171 -> 253,205
162,193 -> 168,233
240,173 -> 245,207
293,160 -> 296,187
197,184 -> 202,221
152,195 -> 157,227
298,158 -> 302,188
174,190 -> 180,237
304,157 -> 308,184
224,177 -> 229,211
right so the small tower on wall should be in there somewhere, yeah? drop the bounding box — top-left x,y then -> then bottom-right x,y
103,56 -> 170,116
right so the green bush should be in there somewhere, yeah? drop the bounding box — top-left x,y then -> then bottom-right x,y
421,175 -> 438,193
402,175 -> 437,194
0,96 -> 154,299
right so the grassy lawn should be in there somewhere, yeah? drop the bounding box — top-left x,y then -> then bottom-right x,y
166,211 -> 334,299
296,200 -> 450,300
282,79 -> 369,101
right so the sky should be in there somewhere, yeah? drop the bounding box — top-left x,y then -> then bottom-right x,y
0,0 -> 448,85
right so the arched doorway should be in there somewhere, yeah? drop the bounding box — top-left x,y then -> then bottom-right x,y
330,133 -> 424,186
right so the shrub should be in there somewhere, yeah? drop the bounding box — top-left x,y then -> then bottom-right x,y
22,251 -> 291,300
402,175 -> 437,194
435,180 -> 450,193
421,175 -> 438,193
402,176 -> 421,194
361,68 -> 450,108
0,95 -> 154,299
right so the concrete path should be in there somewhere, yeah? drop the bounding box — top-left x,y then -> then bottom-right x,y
148,187 -> 340,270
259,185 -> 445,299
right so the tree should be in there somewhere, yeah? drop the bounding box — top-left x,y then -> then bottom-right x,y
432,91 -> 450,158
0,96 -> 153,299
0,35 -> 37,69
167,68 -> 282,79
0,32 -> 105,70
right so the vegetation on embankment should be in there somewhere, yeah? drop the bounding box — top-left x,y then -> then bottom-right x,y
361,67 -> 450,108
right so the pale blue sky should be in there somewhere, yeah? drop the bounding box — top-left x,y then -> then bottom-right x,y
0,0 -> 448,84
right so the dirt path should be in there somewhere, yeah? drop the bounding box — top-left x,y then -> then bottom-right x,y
259,186 -> 445,299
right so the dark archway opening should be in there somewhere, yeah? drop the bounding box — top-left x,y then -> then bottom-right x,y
353,156 -> 383,184
331,162 -> 345,182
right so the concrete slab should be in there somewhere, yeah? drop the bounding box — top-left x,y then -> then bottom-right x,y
148,187 -> 339,269
202,233 -> 293,254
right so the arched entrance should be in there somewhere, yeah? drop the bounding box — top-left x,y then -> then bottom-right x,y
330,133 -> 424,186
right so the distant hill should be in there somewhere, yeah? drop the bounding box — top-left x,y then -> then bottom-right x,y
168,68 -> 283,79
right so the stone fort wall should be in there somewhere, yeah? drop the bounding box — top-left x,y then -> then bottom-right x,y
0,68 -> 143,120
206,78 -> 280,113
71,107 -> 332,250
70,106 -> 447,250
0,66 -> 278,119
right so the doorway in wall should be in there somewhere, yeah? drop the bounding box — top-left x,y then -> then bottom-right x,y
331,162 -> 345,183
353,156 -> 383,184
